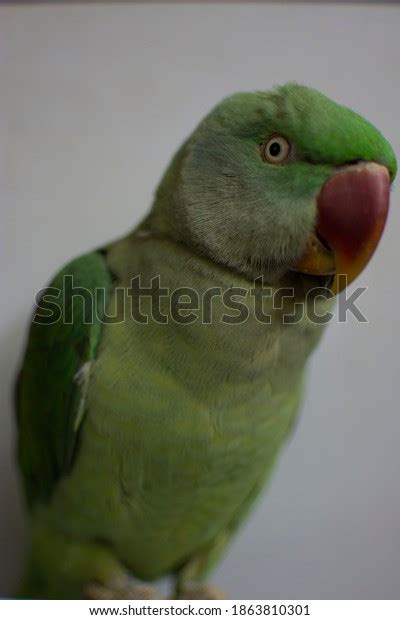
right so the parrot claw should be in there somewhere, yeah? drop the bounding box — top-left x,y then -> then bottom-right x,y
175,582 -> 226,600
84,581 -> 163,600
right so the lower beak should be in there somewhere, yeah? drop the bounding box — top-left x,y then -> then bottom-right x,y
293,162 -> 391,294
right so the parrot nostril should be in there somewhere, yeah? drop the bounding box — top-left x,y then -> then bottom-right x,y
335,159 -> 362,173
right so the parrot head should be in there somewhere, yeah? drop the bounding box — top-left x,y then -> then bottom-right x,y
152,83 -> 396,294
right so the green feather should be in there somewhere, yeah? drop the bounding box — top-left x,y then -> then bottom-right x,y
15,83 -> 396,598
16,252 -> 113,507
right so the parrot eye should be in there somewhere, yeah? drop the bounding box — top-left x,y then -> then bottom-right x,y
261,135 -> 291,164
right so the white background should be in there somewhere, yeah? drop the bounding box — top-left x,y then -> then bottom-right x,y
1,3 -> 399,599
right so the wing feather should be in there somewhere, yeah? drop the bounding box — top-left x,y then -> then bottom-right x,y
16,251 -> 113,507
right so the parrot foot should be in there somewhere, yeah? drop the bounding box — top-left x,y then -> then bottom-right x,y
85,581 -> 162,600
175,582 -> 226,600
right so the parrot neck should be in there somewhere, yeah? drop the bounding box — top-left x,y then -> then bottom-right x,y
106,231 -> 330,395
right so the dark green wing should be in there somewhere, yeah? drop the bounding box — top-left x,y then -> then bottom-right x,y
16,251 -> 113,508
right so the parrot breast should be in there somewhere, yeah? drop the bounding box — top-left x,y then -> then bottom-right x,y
44,236 -> 326,580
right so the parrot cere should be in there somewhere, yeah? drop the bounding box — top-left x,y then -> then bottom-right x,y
16,83 -> 396,599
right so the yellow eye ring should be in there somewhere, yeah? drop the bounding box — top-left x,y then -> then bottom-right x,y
261,135 -> 291,164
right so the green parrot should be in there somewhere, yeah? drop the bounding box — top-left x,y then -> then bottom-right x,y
16,83 -> 396,600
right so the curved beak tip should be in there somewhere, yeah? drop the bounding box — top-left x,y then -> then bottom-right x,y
293,162 -> 391,294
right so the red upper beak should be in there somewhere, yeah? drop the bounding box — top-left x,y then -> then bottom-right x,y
294,162 -> 391,294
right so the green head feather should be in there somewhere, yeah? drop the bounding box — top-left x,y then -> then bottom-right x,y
148,83 -> 396,282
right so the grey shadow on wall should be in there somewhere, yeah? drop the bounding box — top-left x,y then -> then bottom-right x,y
0,315 -> 29,597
